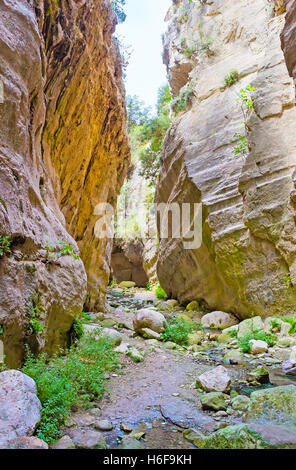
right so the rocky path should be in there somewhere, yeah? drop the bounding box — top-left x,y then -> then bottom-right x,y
51,286 -> 296,449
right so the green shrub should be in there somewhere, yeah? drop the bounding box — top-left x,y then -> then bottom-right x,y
162,317 -> 193,345
238,329 -> 277,353
278,315 -> 296,334
229,328 -> 238,338
223,69 -> 240,88
171,84 -> 194,115
154,283 -> 167,300
0,236 -> 11,257
45,242 -> 80,260
22,334 -> 119,443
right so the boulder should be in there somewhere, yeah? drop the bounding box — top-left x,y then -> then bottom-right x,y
119,281 -> 136,289
186,301 -> 199,311
231,395 -> 250,411
68,429 -> 107,449
188,333 -> 202,345
94,419 -> 113,431
166,299 -> 179,309
196,366 -> 231,393
99,328 -> 123,347
247,367 -> 269,384
200,392 -> 227,411
133,309 -> 166,335
0,436 -> 48,449
183,428 -> 205,447
250,340 -> 268,354
0,370 -> 41,445
282,360 -> 296,375
237,317 -> 265,338
201,311 -> 238,330
118,436 -> 145,449
247,385 -> 296,425
201,424 -> 296,449
50,435 -> 75,449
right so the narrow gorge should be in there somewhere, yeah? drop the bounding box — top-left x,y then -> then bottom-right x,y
1,0 -> 296,453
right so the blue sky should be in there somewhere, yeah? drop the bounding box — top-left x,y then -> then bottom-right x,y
117,0 -> 171,111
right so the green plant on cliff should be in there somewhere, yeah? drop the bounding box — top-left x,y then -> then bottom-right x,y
230,85 -> 255,156
45,241 -> 80,260
111,0 -> 126,23
171,82 -> 194,115
28,292 -> 45,335
0,236 -> 11,257
154,283 -> 167,300
22,334 -> 119,443
223,69 -> 240,88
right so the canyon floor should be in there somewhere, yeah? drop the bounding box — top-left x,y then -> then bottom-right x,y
52,287 -> 296,450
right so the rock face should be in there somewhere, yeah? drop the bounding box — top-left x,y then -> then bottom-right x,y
281,0 -> 296,79
111,240 -> 148,287
0,370 -> 41,446
156,0 -> 296,319
0,0 -> 129,365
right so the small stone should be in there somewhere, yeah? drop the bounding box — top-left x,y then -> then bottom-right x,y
114,342 -> 130,354
69,429 -> 107,449
188,333 -> 201,345
118,436 -> 145,449
282,360 -> 296,375
94,419 -> 113,431
120,423 -> 132,433
250,339 -> 268,354
201,311 -> 238,330
166,299 -> 179,309
126,347 -> 144,363
141,328 -> 161,340
99,328 -> 123,347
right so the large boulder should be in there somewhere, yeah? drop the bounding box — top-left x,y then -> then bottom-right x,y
201,424 -> 296,449
133,309 -> 166,335
196,366 -> 231,393
237,317 -> 265,338
0,370 -> 41,445
247,385 -> 296,426
201,311 -> 238,330
200,392 -> 227,411
0,436 -> 48,449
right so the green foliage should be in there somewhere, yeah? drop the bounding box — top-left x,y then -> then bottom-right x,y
111,0 -> 126,23
269,318 -> 282,333
223,69 -> 240,88
45,242 -> 80,260
22,334 -> 119,443
230,85 -> 255,157
155,284 -> 167,300
0,236 -> 11,257
238,329 -> 277,353
162,317 -> 202,345
0,325 -> 3,335
229,328 -> 238,338
284,274 -> 292,288
28,291 -> 45,335
127,85 -> 172,181
171,83 -> 194,115
278,315 -> 296,335
72,317 -> 84,339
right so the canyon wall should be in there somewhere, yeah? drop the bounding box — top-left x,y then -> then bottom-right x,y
0,0 -> 129,366
157,0 -> 296,319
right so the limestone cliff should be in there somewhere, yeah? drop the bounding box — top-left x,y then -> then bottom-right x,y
0,0 -> 129,366
157,0 -> 296,319
281,0 -> 296,81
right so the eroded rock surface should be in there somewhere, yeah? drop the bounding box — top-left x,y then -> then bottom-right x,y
156,0 -> 296,319
0,0 -> 129,365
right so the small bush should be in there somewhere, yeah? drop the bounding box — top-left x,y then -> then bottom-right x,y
162,317 -> 203,345
154,284 -> 167,300
223,69 -> 240,88
278,315 -> 296,334
238,329 -> 277,353
0,236 -> 11,257
22,334 -> 119,443
171,84 -> 194,115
